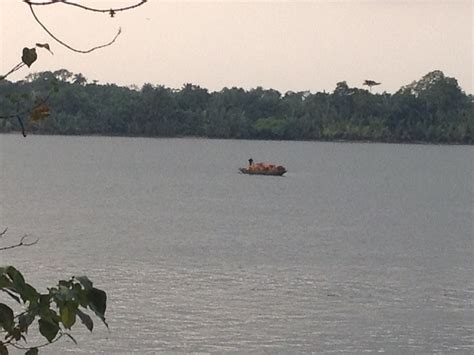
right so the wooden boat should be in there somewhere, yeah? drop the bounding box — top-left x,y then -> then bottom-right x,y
240,159 -> 287,176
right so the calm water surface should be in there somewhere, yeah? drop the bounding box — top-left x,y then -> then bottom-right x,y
0,135 -> 472,353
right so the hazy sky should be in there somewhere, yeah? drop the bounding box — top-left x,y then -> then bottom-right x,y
1,0 -> 472,93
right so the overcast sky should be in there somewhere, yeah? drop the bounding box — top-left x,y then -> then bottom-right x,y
1,0 -> 472,94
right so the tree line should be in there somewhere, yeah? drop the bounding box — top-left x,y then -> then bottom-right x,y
0,69 -> 472,143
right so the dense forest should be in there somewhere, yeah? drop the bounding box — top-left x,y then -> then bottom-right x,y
0,69 -> 472,143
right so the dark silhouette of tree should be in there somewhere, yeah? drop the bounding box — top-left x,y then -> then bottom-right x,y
2,70 -> 471,144
363,80 -> 381,92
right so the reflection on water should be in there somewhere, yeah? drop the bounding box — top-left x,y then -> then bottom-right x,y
1,135 -> 473,353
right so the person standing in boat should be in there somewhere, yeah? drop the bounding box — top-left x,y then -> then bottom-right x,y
248,158 -> 255,171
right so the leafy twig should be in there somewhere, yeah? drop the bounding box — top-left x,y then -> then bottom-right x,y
1,44 -> 52,81
0,62 -> 26,81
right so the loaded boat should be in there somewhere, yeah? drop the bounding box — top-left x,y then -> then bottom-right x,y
239,158 -> 287,176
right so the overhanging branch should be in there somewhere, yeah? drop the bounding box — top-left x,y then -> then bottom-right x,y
23,0 -> 147,53
0,234 -> 39,251
24,0 -> 148,15
28,3 -> 122,54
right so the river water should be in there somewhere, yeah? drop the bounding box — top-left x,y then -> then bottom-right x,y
0,135 -> 472,353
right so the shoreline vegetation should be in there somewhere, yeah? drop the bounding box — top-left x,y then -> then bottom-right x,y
1,70 -> 472,144
1,131 -> 471,147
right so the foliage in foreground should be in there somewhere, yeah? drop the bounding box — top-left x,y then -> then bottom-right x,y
0,266 -> 107,354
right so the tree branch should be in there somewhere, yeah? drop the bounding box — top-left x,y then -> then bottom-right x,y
28,3 -> 123,54
0,62 -> 26,81
16,114 -> 27,137
10,332 -> 64,351
0,234 -> 39,251
24,0 -> 147,15
0,1 -> 147,81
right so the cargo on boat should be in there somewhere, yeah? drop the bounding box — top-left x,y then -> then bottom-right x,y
239,158 -> 287,176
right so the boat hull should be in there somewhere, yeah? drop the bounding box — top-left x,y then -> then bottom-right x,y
239,167 -> 287,176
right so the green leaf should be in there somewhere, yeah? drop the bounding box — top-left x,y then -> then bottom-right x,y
19,313 -> 35,332
3,268 -> 37,303
60,304 -> 76,329
21,48 -> 37,68
76,309 -> 93,332
58,280 -> 72,288
11,327 -> 22,341
38,294 -> 51,316
0,304 -> 14,331
0,341 -> 8,355
87,288 -> 107,327
78,289 -> 89,308
20,283 -> 39,303
25,348 -> 38,355
75,276 -> 93,290
72,283 -> 82,295
0,274 -> 12,288
87,288 -> 106,315
53,286 -> 68,303
38,318 -> 59,343
6,267 -> 35,303
2,289 -> 21,304
6,266 -> 25,288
